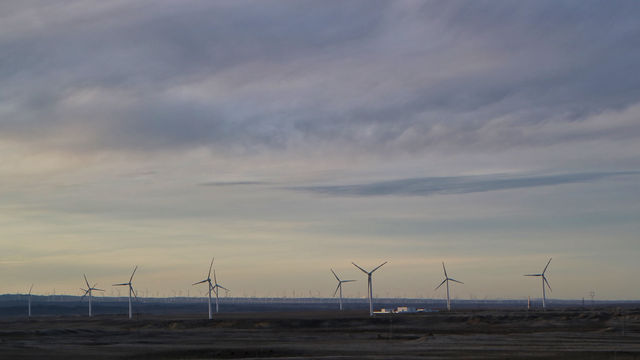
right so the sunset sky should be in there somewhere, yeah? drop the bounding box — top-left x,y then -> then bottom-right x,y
1,1 -> 639,300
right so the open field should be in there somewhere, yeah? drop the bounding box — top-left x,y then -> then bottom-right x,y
1,308 -> 640,359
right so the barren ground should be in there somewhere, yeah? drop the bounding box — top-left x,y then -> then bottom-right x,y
1,308 -> 639,359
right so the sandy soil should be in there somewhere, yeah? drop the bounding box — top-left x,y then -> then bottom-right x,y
1,308 -> 639,359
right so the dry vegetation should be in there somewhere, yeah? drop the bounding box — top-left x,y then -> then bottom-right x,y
1,308 -> 640,359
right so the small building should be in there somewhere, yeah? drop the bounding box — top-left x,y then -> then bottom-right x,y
373,308 -> 392,314
394,306 -> 417,313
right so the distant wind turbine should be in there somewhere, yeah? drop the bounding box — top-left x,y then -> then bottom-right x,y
211,266 -> 229,313
435,262 -> 463,311
330,269 -> 355,311
524,258 -> 552,310
352,261 -> 387,317
27,284 -> 34,319
193,257 -> 217,319
80,274 -> 104,317
113,265 -> 138,319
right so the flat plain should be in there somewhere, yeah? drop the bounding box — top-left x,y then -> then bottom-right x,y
1,308 -> 639,359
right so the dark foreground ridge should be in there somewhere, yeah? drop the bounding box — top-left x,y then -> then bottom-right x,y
1,308 -> 639,359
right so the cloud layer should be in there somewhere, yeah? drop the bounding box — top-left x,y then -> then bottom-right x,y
2,1 -> 640,157
293,171 -> 640,197
1,1 -> 640,299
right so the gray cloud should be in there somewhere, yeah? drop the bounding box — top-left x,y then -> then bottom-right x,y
1,1 -> 640,156
199,181 -> 269,187
292,171 -> 640,197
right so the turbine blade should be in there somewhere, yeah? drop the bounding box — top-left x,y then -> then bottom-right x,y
131,286 -> 138,300
208,257 -> 214,279
371,261 -> 387,273
29,284 -> 34,295
524,274 -> 542,277
129,265 -> 138,282
217,285 -> 229,291
442,262 -> 448,277
543,258 -> 552,274
351,262 -> 368,274
84,274 -> 90,288
544,276 -> 552,292
94,288 -> 105,292
434,279 -> 447,290
213,269 -> 217,285
333,283 -> 340,297
113,283 -> 129,286
330,268 -> 340,281
342,280 -> 356,283
193,279 -> 208,285
449,278 -> 464,284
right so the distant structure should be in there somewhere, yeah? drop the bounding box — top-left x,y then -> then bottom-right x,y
193,257 -> 217,319
113,265 -> 138,319
80,274 -> 104,317
352,261 -> 387,317
395,306 -> 416,313
435,262 -> 463,312
211,263 -> 229,313
330,269 -> 355,311
524,258 -> 552,310
27,284 -> 34,319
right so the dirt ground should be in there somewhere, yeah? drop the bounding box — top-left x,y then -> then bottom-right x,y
1,308 -> 639,359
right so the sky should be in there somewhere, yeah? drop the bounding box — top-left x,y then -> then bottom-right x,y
1,0 -> 640,300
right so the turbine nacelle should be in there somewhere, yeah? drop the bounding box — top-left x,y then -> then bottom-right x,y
352,261 -> 387,276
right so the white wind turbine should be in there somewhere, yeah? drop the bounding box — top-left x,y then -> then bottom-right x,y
352,261 -> 387,317
193,257 -> 216,319
113,265 -> 138,319
524,258 -> 552,310
434,262 -> 463,311
80,274 -> 104,317
211,265 -> 229,313
331,269 -> 355,311
27,284 -> 34,319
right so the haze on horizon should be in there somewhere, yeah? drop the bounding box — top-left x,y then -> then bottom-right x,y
1,1 -> 639,301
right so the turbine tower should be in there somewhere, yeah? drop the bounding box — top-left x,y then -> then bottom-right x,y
27,284 -> 34,319
331,269 -> 355,311
434,262 -> 463,311
352,261 -> 387,317
193,257 -> 216,319
524,258 -> 552,310
113,265 -> 138,319
80,274 -> 104,317
211,267 -> 229,313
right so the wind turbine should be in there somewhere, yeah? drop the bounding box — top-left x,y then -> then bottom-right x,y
434,262 -> 463,311
80,274 -> 104,317
193,257 -> 216,319
113,265 -> 138,319
27,284 -> 34,319
524,258 -> 552,310
352,261 -> 387,317
331,269 -> 355,311
211,266 -> 229,313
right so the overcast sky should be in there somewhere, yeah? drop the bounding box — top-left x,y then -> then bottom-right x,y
1,0 -> 639,300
